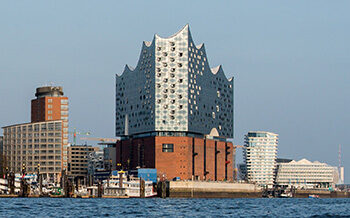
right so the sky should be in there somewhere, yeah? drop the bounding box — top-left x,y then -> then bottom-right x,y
0,1 -> 349,182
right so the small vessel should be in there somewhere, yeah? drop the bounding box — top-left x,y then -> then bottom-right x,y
280,192 -> 293,198
103,171 -> 157,198
308,194 -> 319,198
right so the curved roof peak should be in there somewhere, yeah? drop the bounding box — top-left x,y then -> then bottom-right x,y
124,64 -> 134,71
211,65 -> 222,74
155,24 -> 189,40
143,41 -> 152,47
196,43 -> 204,49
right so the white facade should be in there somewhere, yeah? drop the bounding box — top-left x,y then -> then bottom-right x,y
115,25 -> 233,138
275,158 -> 337,188
243,131 -> 278,186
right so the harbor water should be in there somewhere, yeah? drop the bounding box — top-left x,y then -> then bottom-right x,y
0,198 -> 349,217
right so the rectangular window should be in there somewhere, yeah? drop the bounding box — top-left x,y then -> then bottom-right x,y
48,99 -> 53,103
61,105 -> 68,110
162,144 -> 174,152
61,99 -> 68,104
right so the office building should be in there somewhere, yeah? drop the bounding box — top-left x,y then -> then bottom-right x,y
1,86 -> 69,180
243,131 -> 278,186
115,25 -> 234,181
2,120 -> 65,181
67,145 -> 98,178
275,158 -> 337,189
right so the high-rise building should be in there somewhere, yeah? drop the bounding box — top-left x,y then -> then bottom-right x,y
31,86 -> 69,123
31,86 -> 69,169
116,24 -> 233,137
243,131 -> 278,186
115,25 -> 234,181
1,86 -> 69,181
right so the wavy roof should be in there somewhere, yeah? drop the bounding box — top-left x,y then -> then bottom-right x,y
118,25 -> 234,83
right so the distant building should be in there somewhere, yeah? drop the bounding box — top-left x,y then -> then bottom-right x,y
2,120 -> 65,181
103,144 -> 117,171
0,136 -> 4,176
275,158 -> 337,189
88,150 -> 104,176
243,131 -> 278,186
339,166 -> 345,184
67,145 -> 98,178
238,163 -> 247,181
87,150 -> 110,181
276,158 -> 293,163
31,86 -> 69,123
1,86 -> 69,181
31,86 -> 69,170
115,25 -> 234,181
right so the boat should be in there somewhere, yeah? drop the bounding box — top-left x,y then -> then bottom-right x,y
308,194 -> 319,198
280,192 -> 293,198
103,171 -> 157,198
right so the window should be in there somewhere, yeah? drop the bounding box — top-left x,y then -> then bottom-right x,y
61,111 -> 68,115
61,105 -> 68,110
162,144 -> 174,152
61,99 -> 68,104
48,99 -> 52,103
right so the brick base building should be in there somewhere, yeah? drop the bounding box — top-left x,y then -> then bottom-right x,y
115,135 -> 233,181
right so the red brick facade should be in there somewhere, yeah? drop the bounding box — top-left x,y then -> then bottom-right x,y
115,136 -> 233,181
31,96 -> 68,123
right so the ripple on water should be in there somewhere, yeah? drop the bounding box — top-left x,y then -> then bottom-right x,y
0,198 -> 350,217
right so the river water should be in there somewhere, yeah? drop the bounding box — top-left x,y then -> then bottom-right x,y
0,198 -> 349,217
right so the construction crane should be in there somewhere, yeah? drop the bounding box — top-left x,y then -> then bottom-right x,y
68,128 -> 91,145
233,145 -> 245,182
80,137 -> 119,144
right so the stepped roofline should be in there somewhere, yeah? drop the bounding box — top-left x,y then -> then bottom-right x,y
117,25 -> 233,84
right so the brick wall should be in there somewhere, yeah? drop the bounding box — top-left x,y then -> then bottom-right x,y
115,135 -> 233,181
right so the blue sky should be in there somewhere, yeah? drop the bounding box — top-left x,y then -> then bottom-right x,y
0,1 -> 349,182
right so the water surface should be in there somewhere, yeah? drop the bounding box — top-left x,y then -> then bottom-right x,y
0,198 -> 349,217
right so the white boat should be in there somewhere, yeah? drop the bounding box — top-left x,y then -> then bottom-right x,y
103,171 -> 157,198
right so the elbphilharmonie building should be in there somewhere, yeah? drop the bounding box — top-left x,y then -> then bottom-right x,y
115,25 -> 234,181
116,24 -> 233,138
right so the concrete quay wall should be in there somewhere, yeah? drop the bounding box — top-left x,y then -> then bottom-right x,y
294,190 -> 350,198
168,181 -> 262,198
